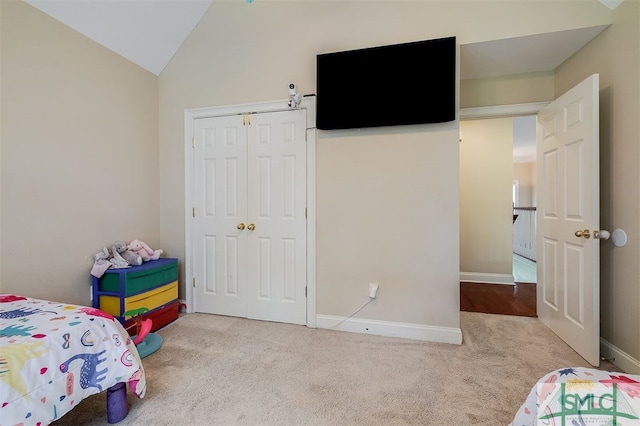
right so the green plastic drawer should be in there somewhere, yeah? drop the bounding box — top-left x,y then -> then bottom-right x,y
99,259 -> 178,296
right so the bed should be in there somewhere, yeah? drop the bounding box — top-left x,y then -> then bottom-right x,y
0,294 -> 146,425
510,366 -> 640,425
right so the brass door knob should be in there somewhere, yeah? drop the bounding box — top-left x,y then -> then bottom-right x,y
247,223 -> 255,231
574,229 -> 591,239
237,223 -> 245,230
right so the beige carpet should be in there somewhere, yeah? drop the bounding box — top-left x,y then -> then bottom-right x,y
54,312 -> 605,426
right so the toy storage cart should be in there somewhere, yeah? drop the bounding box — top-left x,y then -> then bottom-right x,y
92,258 -> 179,332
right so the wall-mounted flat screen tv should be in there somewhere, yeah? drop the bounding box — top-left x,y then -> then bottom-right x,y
316,36 -> 456,130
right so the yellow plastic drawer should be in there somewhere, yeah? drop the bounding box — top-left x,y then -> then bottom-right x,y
99,280 -> 178,317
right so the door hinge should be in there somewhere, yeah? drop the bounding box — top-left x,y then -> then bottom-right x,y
192,277 -> 196,288
192,207 -> 196,218
192,137 -> 196,148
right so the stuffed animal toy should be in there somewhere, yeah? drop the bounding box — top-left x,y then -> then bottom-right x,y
107,245 -> 130,269
91,247 -> 112,278
127,239 -> 163,262
112,240 -> 142,266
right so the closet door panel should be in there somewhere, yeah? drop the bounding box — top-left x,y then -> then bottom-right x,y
247,110 -> 307,324
191,108 -> 307,325
192,115 -> 248,317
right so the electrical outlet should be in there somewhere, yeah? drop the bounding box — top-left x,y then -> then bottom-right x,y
369,283 -> 379,298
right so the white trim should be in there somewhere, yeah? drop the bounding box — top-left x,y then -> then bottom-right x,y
306,125 -> 317,328
184,110 -> 195,314
460,102 -> 549,120
513,253 -> 536,268
186,96 -> 317,120
316,315 -> 463,345
184,97 -> 317,328
460,272 -> 515,285
600,338 -> 640,374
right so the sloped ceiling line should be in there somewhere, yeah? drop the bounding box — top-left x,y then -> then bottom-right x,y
24,0 -> 616,79
24,0 -> 214,75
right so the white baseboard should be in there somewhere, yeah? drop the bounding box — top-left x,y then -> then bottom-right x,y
316,315 -> 462,345
460,272 -> 515,285
600,338 -> 640,374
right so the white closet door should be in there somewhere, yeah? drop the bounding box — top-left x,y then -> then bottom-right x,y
191,109 -> 307,325
246,109 -> 307,325
192,114 -> 248,317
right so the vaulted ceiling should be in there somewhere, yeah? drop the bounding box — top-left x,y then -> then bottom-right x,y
24,0 -> 214,75
21,0 -> 621,164
24,0 -> 620,77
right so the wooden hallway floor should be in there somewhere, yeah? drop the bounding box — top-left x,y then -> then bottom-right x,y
460,282 -> 537,317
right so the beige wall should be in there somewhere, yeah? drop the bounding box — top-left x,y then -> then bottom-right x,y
513,162 -> 536,208
460,118 -> 513,277
159,1 -> 611,332
1,0 -> 622,348
0,1 -> 159,305
317,126 -> 459,325
555,0 -> 640,364
461,71 -> 555,109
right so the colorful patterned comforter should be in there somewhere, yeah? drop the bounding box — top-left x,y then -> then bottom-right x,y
0,294 -> 146,426
510,367 -> 640,425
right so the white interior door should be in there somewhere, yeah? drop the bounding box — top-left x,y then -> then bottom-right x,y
246,110 -> 307,324
536,73 -> 600,366
191,109 -> 307,325
192,114 -> 248,317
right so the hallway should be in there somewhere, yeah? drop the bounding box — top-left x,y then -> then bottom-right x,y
460,254 -> 537,317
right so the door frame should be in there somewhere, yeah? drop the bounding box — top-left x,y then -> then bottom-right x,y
183,97 -> 317,328
462,98 -> 603,366
460,102 -> 549,121
459,102 -> 548,285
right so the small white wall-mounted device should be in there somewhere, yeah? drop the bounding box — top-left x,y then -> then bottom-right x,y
288,82 -> 301,109
369,283 -> 379,299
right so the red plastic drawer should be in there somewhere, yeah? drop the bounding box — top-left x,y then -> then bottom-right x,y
124,300 -> 179,336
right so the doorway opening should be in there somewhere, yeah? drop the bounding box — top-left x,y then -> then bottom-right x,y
512,115 -> 537,285
460,104 -> 546,317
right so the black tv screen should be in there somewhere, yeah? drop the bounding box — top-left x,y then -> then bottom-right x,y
316,36 -> 456,130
